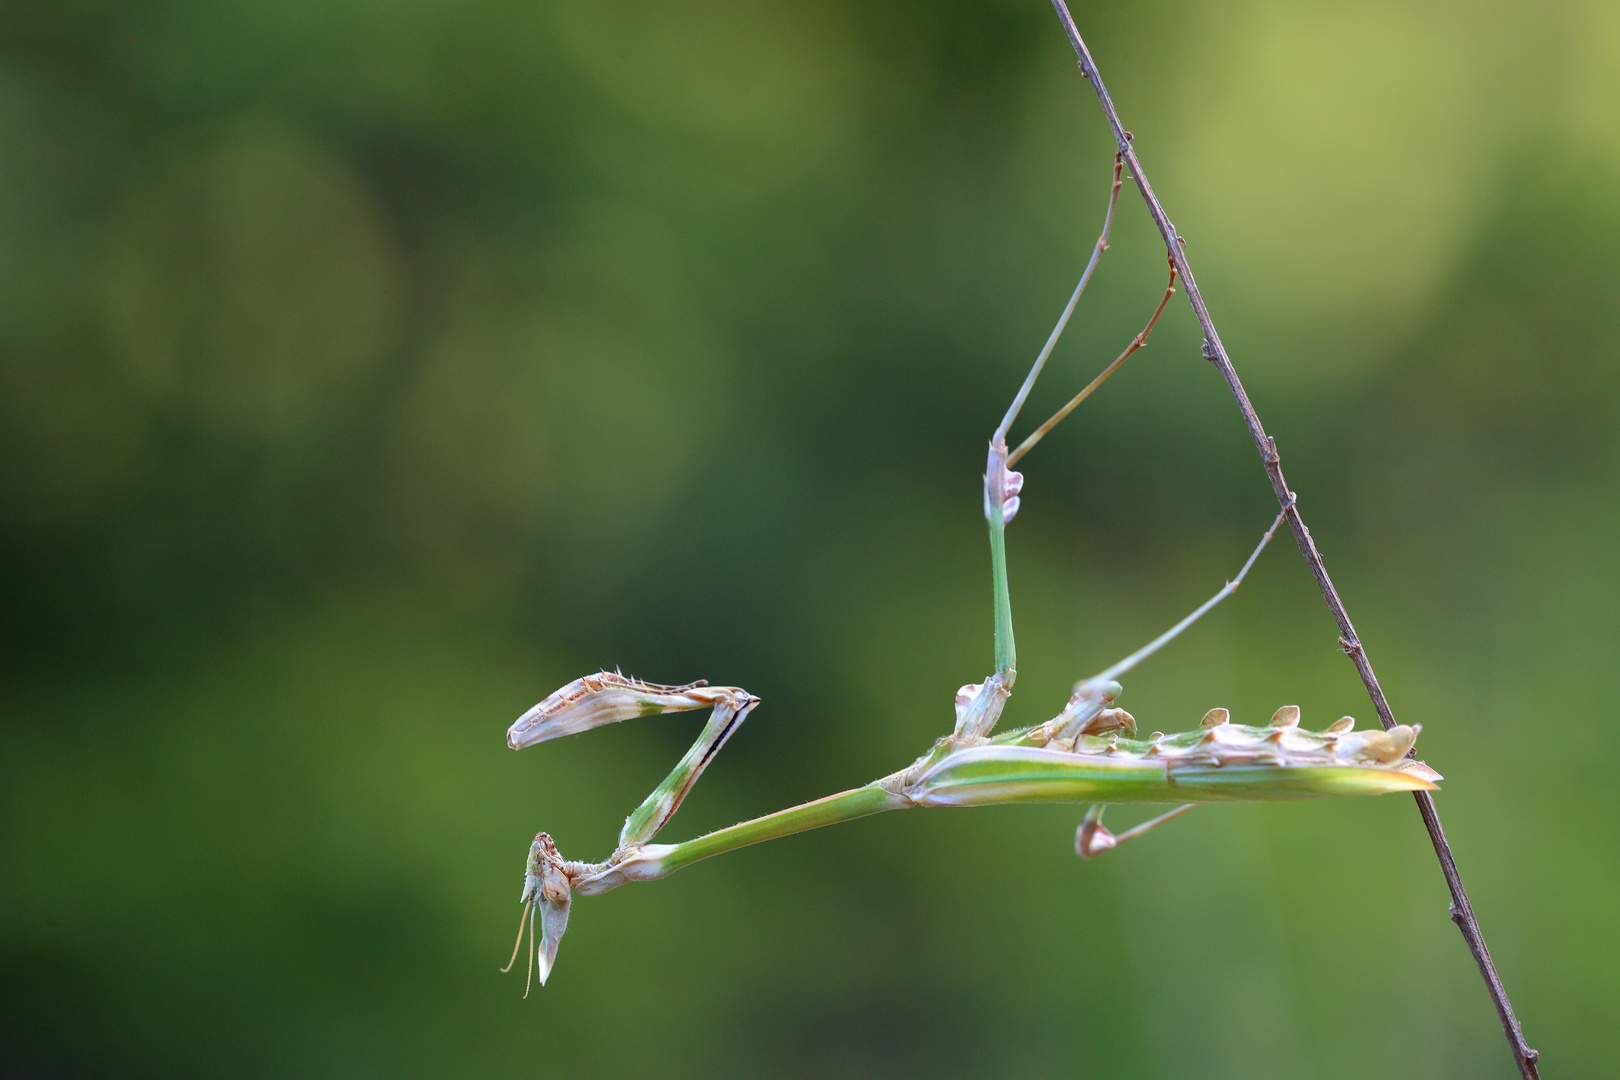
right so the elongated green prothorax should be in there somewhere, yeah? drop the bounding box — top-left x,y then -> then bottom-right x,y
501,653 -> 1437,988
499,115 -> 1440,997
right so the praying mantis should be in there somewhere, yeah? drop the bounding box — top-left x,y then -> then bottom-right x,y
499,152 -> 1440,998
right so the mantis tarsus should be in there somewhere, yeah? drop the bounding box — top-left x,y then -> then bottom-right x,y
500,150 -> 1439,1003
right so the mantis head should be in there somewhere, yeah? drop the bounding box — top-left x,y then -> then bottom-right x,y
500,833 -> 572,995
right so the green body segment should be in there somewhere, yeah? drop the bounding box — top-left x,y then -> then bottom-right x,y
643,724 -> 1436,882
919,745 -> 1166,804
656,784 -> 907,877
989,502 -> 1015,677
913,735 -> 1436,807
1160,764 -> 1438,801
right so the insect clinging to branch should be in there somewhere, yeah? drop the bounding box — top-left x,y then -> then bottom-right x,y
498,119 -> 1437,1003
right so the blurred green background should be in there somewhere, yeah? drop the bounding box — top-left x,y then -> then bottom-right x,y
1,1 -> 1615,1076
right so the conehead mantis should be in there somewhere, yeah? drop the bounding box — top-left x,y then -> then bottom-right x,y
496,138 -> 1440,995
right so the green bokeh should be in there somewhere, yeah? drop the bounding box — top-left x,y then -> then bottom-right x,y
2,2 -> 1615,1076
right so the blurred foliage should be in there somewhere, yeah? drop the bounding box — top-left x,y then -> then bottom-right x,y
1,1 -> 1616,1077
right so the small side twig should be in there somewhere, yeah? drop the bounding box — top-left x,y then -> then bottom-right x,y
1044,3 -> 1539,1076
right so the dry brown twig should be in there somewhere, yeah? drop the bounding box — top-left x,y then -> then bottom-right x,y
1044,2 -> 1538,1075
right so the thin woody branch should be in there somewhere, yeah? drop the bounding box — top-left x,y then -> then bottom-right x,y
1043,3 -> 1538,1075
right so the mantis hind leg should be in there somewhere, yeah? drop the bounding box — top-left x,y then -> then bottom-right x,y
1076,802 -> 1198,860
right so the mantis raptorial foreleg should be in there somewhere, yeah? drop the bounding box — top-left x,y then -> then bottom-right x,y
501,155 -> 1438,989
502,674 -> 758,991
